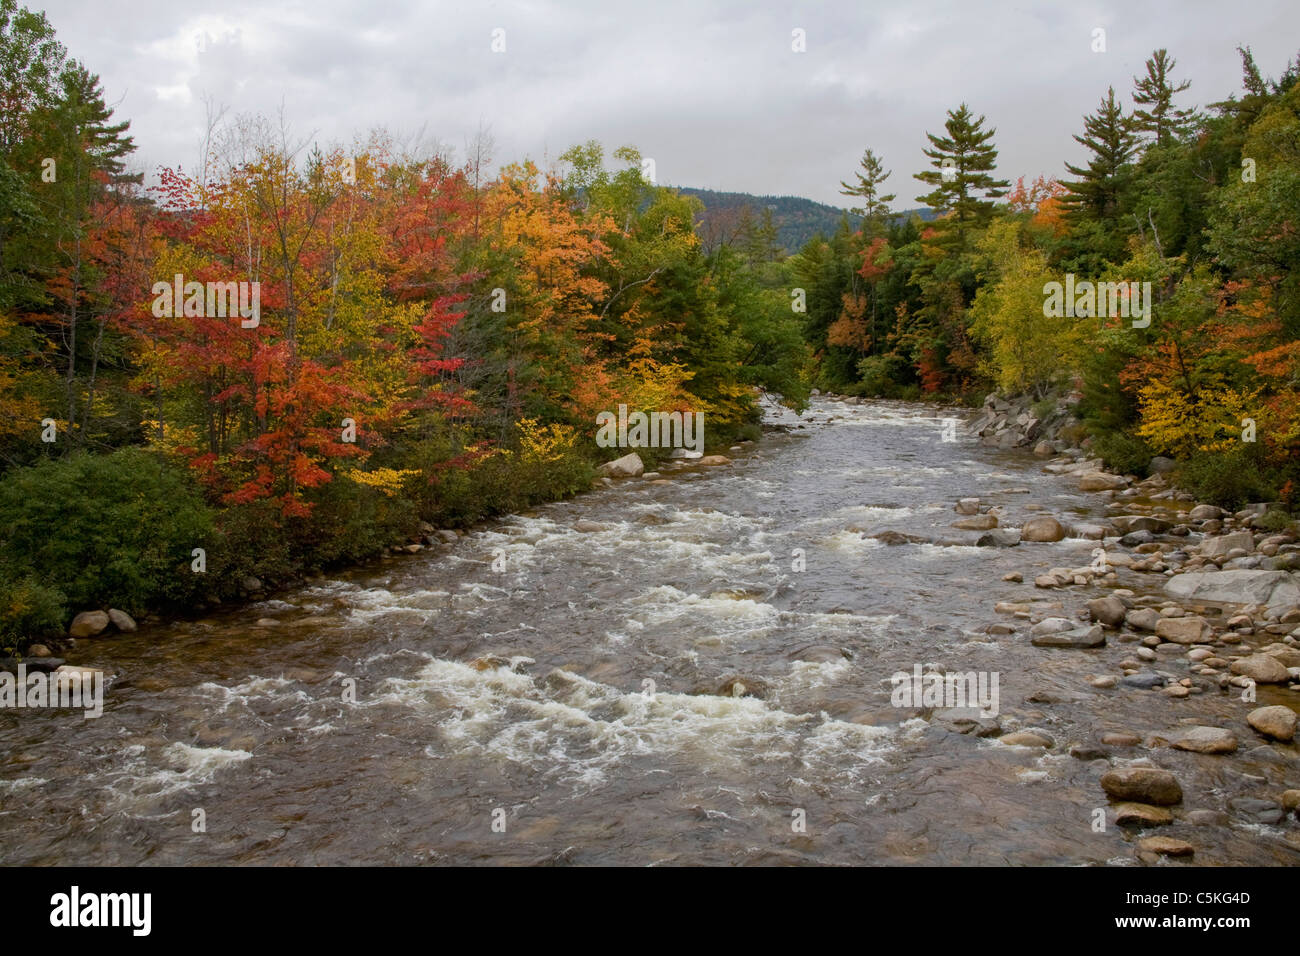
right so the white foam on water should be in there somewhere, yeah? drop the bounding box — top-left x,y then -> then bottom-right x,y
819,529 -> 885,554
106,742 -> 253,806
0,777 -> 47,794
384,660 -> 895,793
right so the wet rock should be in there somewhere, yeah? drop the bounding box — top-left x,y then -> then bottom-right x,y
954,498 -> 981,515
1033,440 -> 1054,457
69,610 -> 110,638
1121,671 -> 1167,689
1246,705 -> 1297,741
1125,608 -> 1161,632
1230,655 -> 1291,684
597,452 -> 645,478
1188,504 -> 1222,521
1165,570 -> 1300,606
952,514 -> 998,531
1030,619 -> 1105,648
1115,803 -> 1173,826
977,529 -> 1021,548
107,609 -> 137,632
1069,743 -> 1110,761
241,576 -> 264,592
1101,767 -> 1182,805
1282,790 -> 1300,814
1185,809 -> 1229,826
1021,516 -> 1067,542
711,676 -> 768,699
1155,616 -> 1210,644
27,644 -> 51,658
1088,595 -> 1127,628
1228,797 -> 1283,824
1001,730 -> 1053,748
1101,732 -> 1141,747
1202,531 -> 1254,558
1090,675 -> 1118,688
1171,726 -> 1238,754
871,530 -> 929,546
1079,472 -> 1128,492
697,455 -> 731,466
1138,836 -> 1194,857
573,520 -> 609,533
1002,572 -> 1023,583
1120,530 -> 1155,547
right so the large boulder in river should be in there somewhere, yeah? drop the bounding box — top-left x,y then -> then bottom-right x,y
69,610 -> 110,638
954,498 -> 981,515
597,453 -> 645,478
1164,570 -> 1300,606
1247,705 -> 1297,742
1155,615 -> 1210,644
1230,654 -> 1291,684
107,609 -> 137,633
1101,767 -> 1183,805
1201,531 -> 1254,558
1087,595 -> 1127,628
1021,516 -> 1066,542
1030,619 -> 1105,647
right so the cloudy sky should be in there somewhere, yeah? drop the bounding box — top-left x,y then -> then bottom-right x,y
35,0 -> 1300,210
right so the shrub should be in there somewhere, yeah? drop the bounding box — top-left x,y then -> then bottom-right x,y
0,448 -> 215,617
0,576 -> 66,654
1090,429 -> 1154,477
1175,446 -> 1276,510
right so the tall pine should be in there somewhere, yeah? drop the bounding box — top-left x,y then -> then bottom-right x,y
1131,49 -> 1194,146
914,104 -> 1008,249
1062,86 -> 1138,221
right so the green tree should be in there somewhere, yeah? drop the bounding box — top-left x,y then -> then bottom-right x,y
914,104 -> 1009,251
1131,49 -> 1195,147
839,148 -> 895,233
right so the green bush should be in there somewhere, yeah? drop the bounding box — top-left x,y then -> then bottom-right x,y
1090,429 -> 1154,477
0,576 -> 66,654
0,448 -> 216,617
1254,509 -> 1293,533
1175,446 -> 1276,510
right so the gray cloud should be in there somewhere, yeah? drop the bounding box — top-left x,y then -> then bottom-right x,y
37,0 -> 1300,209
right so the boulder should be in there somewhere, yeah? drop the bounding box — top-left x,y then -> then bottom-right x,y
1202,531 -> 1255,558
1246,705 -> 1297,741
1154,616 -> 1210,645
1115,803 -> 1174,826
1230,654 -> 1292,684
1187,504 -> 1223,521
1031,622 -> 1105,648
1164,570 -> 1300,606
1148,457 -> 1177,475
597,452 -> 645,478
1101,767 -> 1183,805
954,498 -> 981,515
697,455 -> 731,466
1171,726 -> 1238,754
1125,608 -> 1162,632
976,529 -> 1021,548
1138,836 -> 1194,857
107,609 -> 137,633
1078,472 -> 1128,492
1087,595 -> 1127,628
1021,516 -> 1066,542
68,610 -> 110,638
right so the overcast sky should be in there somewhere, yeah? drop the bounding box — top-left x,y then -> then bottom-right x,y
34,0 -> 1300,210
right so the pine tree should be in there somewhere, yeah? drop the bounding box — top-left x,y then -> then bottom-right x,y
1062,86 -> 1138,221
1131,49 -> 1194,147
914,104 -> 1009,248
839,148 -> 895,233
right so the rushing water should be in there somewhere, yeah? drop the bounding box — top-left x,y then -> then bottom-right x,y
2,397 -> 1296,865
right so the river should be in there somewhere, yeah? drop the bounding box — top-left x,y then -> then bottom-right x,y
2,396 -> 1296,865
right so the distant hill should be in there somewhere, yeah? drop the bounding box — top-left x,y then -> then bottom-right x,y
673,186 -> 936,255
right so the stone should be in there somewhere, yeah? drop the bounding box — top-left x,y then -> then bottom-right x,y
952,514 -> 998,531
954,498 -> 981,515
27,643 -> 51,657
1228,797 -> 1283,825
1171,726 -> 1238,754
1031,621 -> 1105,648
1138,836 -> 1194,857
1282,790 -> 1300,813
68,610 -> 110,638
1002,572 -> 1023,583
1164,570 -> 1300,606
1115,803 -> 1174,826
1230,655 -> 1291,684
1149,456 -> 1177,475
976,529 -> 1021,548
597,452 -> 645,478
1078,472 -> 1128,492
1101,732 -> 1141,746
1246,705 -> 1297,741
1188,504 -> 1223,521
1155,616 -> 1210,644
1021,516 -> 1067,542
1125,608 -> 1162,632
697,455 -> 731,466
1202,531 -> 1255,558
1120,671 -> 1166,689
1101,767 -> 1182,805
1088,595 -> 1127,628
1001,730 -> 1053,748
